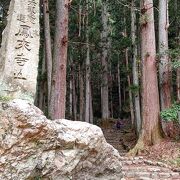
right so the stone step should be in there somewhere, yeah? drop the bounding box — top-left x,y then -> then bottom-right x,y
123,171 -> 180,179
102,127 -> 180,180
122,165 -> 173,172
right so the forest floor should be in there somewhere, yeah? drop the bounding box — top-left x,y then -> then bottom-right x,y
99,119 -> 180,179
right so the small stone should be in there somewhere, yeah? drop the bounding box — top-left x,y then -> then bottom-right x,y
145,160 -> 154,165
119,156 -> 127,161
148,167 -> 161,172
171,172 -> 180,178
125,160 -> 133,165
137,160 -> 144,164
134,157 -> 140,160
172,168 -> 180,172
137,172 -> 151,177
151,172 -> 159,179
157,161 -> 167,167
138,177 -> 152,180
121,166 -> 129,171
159,172 -> 171,178
132,160 -> 137,164
125,172 -> 136,178
82,161 -> 93,168
138,156 -> 144,159
128,157 -> 134,161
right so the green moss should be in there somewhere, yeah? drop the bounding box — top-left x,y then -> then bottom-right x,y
169,157 -> 180,167
0,95 -> 12,102
34,176 -> 42,180
95,172 -> 103,177
140,14 -> 149,26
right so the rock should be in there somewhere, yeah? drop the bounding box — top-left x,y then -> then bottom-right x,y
0,99 -> 122,180
0,0 -> 40,102
159,172 -> 171,178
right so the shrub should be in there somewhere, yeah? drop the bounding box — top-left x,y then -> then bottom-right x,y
160,103 -> 180,122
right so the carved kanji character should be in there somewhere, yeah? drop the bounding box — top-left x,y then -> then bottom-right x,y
14,69 -> 27,80
15,38 -> 31,51
15,53 -> 29,66
15,25 -> 33,38
17,14 -> 27,23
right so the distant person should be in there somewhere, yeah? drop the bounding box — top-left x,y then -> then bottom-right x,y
116,118 -> 123,130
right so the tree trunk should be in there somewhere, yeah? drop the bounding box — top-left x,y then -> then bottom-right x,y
78,0 -> 82,37
110,62 -> 113,118
117,54 -> 122,115
90,86 -> 93,124
85,0 -> 92,123
125,48 -> 135,128
176,0 -> 180,103
72,66 -> 77,121
101,1 -> 109,120
69,56 -> 73,118
79,64 -> 84,121
42,0 -> 52,115
159,0 -> 171,110
140,0 -> 163,145
69,77 -> 73,117
38,47 -> 46,112
49,0 -> 69,119
123,83 -> 126,106
124,12 -> 135,128
177,67 -> 180,103
129,1 -> 163,155
131,0 -> 141,134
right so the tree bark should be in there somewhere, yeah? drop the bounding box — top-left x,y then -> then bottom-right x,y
38,47 -> 46,112
72,65 -> 77,121
131,0 -> 141,134
79,64 -> 84,121
125,48 -> 135,128
85,0 -> 92,123
69,56 -> 73,118
117,54 -> 122,115
140,0 -> 163,145
101,1 -> 109,120
43,0 -> 52,115
110,62 -> 114,118
177,67 -> 180,103
90,86 -> 93,124
49,0 -> 69,119
159,0 -> 171,110
175,0 -> 180,102
69,77 -> 73,117
129,1 -> 163,155
124,12 -> 135,128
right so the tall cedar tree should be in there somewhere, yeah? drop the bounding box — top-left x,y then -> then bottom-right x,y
43,0 -> 52,113
129,0 -> 163,155
131,0 -> 141,134
49,0 -> 69,119
101,1 -> 109,119
159,0 -> 171,110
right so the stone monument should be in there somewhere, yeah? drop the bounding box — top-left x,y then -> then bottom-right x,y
0,0 -> 40,102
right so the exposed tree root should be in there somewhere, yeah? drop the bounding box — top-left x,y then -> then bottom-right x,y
127,136 -> 144,157
127,134 -> 164,157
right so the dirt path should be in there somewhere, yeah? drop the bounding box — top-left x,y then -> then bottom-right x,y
102,127 -> 180,180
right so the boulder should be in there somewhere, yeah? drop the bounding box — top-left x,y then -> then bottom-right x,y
0,99 -> 122,180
